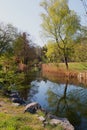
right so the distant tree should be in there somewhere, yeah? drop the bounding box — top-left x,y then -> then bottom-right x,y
71,42 -> 87,62
35,46 -> 42,62
41,44 -> 48,62
71,25 -> 87,62
13,32 -> 37,65
0,23 -> 18,55
40,0 -> 80,69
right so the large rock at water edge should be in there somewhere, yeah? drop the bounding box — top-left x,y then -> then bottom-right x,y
49,118 -> 74,130
24,102 -> 41,113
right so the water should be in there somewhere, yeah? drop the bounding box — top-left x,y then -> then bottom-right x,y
26,79 -> 87,130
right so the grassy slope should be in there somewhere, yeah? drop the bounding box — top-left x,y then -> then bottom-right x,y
0,94 -> 63,130
54,62 -> 87,71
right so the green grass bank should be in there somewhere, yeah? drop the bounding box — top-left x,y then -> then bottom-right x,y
0,94 -> 63,130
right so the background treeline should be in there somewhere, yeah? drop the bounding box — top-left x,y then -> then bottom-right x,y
0,22 -> 42,93
0,16 -> 87,92
0,23 -> 42,66
0,21 -> 87,74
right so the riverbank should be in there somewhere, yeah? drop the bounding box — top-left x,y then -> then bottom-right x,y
0,93 -> 64,130
42,63 -> 87,85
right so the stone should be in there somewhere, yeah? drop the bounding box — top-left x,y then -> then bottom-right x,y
10,93 -> 19,98
38,116 -> 46,122
46,113 -> 58,119
24,102 -> 41,113
49,118 -> 74,130
11,97 -> 25,105
12,103 -> 20,106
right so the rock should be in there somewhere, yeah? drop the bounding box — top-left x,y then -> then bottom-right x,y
46,113 -> 58,119
24,102 -> 41,113
45,113 -> 74,129
12,103 -> 20,106
49,118 -> 74,130
10,93 -> 19,98
44,121 -> 48,125
11,97 -> 25,105
38,116 -> 46,122
24,103 -> 74,129
10,91 -> 25,105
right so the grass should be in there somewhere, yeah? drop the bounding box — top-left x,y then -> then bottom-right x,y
0,94 -> 63,130
0,113 -> 34,130
48,62 -> 87,71
68,62 -> 87,71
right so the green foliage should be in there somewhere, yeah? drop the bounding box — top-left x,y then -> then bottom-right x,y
0,55 -> 27,92
72,43 -> 87,62
41,45 -> 48,63
46,41 -> 62,62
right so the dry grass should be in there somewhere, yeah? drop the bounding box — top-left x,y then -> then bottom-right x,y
42,62 -> 87,71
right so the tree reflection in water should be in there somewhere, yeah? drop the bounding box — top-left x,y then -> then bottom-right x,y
47,80 -> 81,128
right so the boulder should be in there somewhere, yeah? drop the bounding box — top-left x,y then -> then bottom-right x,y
49,118 -> 74,130
24,102 -> 41,113
10,93 -> 19,98
11,97 -> 25,105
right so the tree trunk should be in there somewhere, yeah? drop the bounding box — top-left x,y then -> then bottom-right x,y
64,56 -> 68,70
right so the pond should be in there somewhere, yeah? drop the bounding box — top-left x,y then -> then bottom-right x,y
22,71 -> 87,130
10,70 -> 86,130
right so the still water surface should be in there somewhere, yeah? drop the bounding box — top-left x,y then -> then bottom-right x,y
26,78 -> 87,130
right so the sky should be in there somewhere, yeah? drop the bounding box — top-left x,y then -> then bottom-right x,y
0,0 -> 87,46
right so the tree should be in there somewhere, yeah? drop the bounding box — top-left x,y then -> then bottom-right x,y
71,25 -> 87,62
41,44 -> 48,62
0,23 -> 18,55
46,41 -> 63,62
13,32 -> 37,65
72,41 -> 87,62
40,0 -> 80,69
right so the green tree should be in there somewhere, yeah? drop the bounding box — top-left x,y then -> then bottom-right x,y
40,0 -> 80,69
72,25 -> 87,62
41,44 -> 48,63
46,41 -> 63,62
72,42 -> 87,62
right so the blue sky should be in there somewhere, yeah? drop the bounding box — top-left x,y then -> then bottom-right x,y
0,0 -> 86,46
